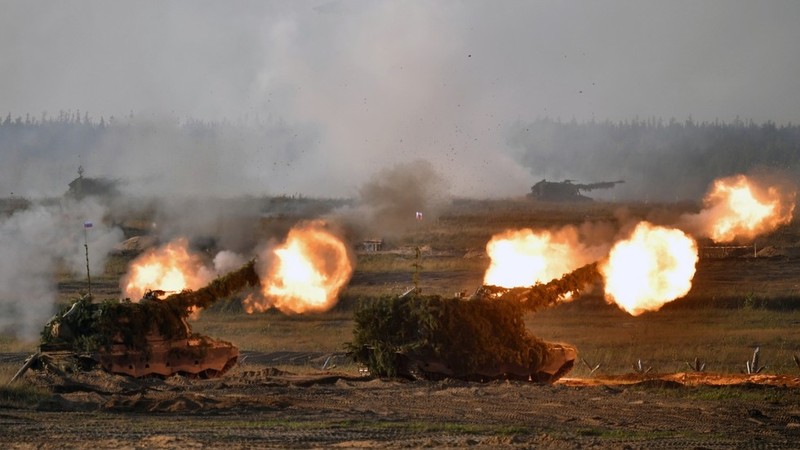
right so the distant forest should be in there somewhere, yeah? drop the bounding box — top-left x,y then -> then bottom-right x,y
2,111 -> 800,201
0,110 -> 312,198
508,117 -> 800,201
0,111 -> 250,161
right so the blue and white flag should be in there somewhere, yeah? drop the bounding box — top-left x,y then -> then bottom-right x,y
84,221 -> 93,229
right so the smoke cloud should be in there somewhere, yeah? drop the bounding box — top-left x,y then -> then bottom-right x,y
4,2 -> 798,200
2,3 -> 800,329
0,198 -> 123,339
678,172 -> 797,243
342,159 -> 450,237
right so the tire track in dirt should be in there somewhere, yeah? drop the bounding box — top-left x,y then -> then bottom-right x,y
4,356 -> 800,448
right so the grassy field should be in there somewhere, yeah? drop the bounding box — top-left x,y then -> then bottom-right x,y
186,301 -> 800,377
6,291 -> 798,380
3,198 -> 800,379
531,301 -> 800,375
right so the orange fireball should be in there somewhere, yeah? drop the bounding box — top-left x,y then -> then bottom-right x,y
601,222 -> 698,316
484,227 -> 601,288
120,238 -> 215,301
694,174 -> 795,242
244,221 -> 353,314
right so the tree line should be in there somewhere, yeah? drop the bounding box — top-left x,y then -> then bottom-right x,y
508,117 -> 800,201
3,112 -> 799,201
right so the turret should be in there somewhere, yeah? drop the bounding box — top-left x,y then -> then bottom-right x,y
348,265 -> 599,382
528,179 -> 625,201
37,260 -> 261,378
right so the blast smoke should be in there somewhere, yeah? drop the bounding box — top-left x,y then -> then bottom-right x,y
338,159 -> 450,238
0,198 -> 123,340
678,173 -> 797,243
213,250 -> 248,274
4,3 -> 800,201
148,196 -> 266,254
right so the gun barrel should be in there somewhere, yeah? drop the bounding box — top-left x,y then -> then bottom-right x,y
474,262 -> 601,311
575,180 -> 625,191
166,260 -> 260,311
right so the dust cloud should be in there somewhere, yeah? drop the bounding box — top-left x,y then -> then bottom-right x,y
340,160 -> 450,237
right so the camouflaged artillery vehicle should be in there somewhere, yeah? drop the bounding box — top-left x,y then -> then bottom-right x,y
33,261 -> 260,379
349,263 -> 601,383
528,179 -> 624,202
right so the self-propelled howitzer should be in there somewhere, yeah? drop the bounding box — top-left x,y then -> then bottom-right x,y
349,264 -> 601,383
528,179 -> 624,201
39,260 -> 260,378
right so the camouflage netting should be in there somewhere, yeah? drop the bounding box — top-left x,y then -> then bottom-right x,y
164,260 -> 259,312
349,264 -> 601,378
474,263 -> 602,311
41,296 -> 192,353
348,295 -> 548,378
41,261 -> 259,354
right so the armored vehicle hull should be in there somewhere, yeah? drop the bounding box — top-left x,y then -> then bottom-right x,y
394,341 -> 577,383
349,264 -> 600,383
38,261 -> 259,378
528,179 -> 624,202
98,336 -> 239,378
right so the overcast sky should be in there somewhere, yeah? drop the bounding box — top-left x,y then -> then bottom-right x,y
2,1 -> 799,197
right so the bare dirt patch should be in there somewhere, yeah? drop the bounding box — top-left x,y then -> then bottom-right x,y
3,357 -> 800,449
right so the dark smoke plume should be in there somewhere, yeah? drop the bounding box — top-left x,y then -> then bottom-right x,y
344,159 -> 450,237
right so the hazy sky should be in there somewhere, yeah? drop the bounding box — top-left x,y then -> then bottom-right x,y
2,1 -> 799,337
2,1 -> 800,197
4,1 -> 799,122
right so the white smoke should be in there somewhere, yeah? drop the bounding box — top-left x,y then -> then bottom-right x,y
0,198 -> 123,340
3,3 -> 800,199
213,250 -> 247,274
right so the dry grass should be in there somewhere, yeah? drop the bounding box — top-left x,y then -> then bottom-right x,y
355,252 -> 487,273
395,199 -> 689,251
0,361 -> 19,383
0,335 -> 38,353
190,300 -> 800,378
3,197 -> 800,379
191,310 -> 354,353
531,300 -> 800,376
3,302 -> 799,380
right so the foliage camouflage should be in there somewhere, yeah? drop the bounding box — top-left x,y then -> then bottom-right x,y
160,260 -> 260,312
348,294 -> 547,378
41,261 -> 259,354
474,263 -> 602,311
349,264 -> 599,378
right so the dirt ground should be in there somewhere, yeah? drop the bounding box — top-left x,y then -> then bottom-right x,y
2,352 -> 800,449
5,223 -> 800,448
